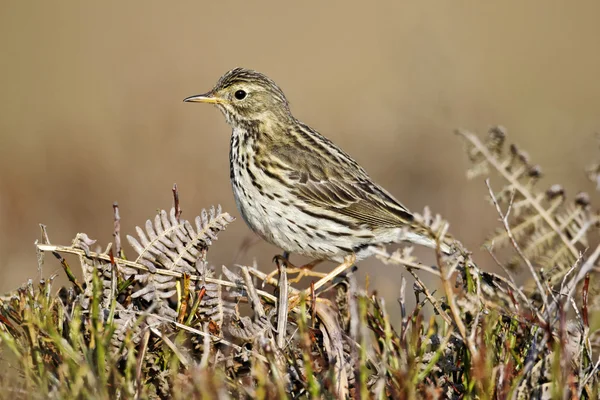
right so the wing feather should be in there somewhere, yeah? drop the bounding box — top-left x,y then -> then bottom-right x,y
259,122 -> 414,229
296,178 -> 413,228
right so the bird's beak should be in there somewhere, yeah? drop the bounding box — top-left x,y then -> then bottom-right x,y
183,92 -> 226,104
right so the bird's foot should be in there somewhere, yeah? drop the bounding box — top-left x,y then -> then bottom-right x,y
266,255 -> 325,284
286,255 -> 357,312
281,255 -> 357,313
287,268 -> 326,284
303,254 -> 357,296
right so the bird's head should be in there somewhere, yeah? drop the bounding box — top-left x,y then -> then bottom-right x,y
184,68 -> 292,126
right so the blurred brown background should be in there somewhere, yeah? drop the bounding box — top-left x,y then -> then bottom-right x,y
1,2 -> 600,302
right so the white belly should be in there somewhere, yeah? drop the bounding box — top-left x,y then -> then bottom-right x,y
232,168 -> 338,258
228,129 -> 402,262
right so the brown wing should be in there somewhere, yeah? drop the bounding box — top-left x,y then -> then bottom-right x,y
293,175 -> 414,228
260,121 -> 414,229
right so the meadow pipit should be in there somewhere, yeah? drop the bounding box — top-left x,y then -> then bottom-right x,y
185,68 -> 448,291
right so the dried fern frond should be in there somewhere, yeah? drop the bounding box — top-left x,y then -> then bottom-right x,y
35,205 -> 237,351
122,206 -> 234,319
126,206 -> 233,275
457,127 -> 599,286
72,233 -> 116,310
194,265 -> 234,329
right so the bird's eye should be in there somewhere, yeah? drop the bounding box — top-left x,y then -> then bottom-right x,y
234,90 -> 247,100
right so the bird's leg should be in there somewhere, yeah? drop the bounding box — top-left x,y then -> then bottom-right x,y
306,254 -> 356,294
287,254 -> 357,311
265,253 -> 326,284
287,258 -> 326,283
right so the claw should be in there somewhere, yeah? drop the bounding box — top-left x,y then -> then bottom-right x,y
272,254 -> 288,267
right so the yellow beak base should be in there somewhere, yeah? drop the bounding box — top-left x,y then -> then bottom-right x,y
183,93 -> 225,104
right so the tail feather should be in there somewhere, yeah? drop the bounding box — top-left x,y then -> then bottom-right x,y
400,229 -> 454,255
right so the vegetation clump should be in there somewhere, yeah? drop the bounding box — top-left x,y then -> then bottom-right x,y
1,128 -> 599,399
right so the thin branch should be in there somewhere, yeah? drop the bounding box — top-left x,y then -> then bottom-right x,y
241,266 -> 265,319
406,268 -> 452,325
172,183 -> 182,223
39,224 -> 51,245
564,242 -> 600,303
199,322 -> 211,369
134,327 -> 150,400
582,273 -> 590,328
559,252 -> 584,316
579,355 -> 600,393
485,246 -> 545,322
398,276 -> 407,338
51,251 -> 83,294
177,273 -> 191,324
149,326 -> 190,368
275,260 -> 288,349
245,265 -> 300,295
372,247 -> 442,277
113,202 -> 122,256
485,179 -> 550,317
315,302 -> 349,398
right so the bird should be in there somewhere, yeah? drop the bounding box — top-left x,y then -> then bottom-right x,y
184,68 -> 450,290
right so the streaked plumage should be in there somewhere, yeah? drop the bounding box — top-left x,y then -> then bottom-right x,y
184,68 -> 440,263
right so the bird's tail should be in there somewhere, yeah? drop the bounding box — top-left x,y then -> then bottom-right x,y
399,226 -> 455,255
